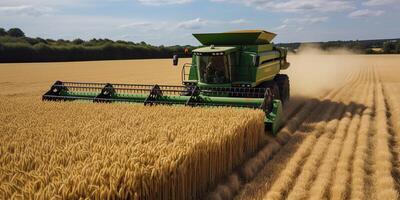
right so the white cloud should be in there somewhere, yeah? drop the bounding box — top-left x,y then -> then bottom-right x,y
349,9 -> 384,18
295,27 -> 304,32
273,15 -> 327,32
0,5 -> 54,16
177,18 -> 209,30
283,16 -> 328,24
118,21 -> 173,33
0,0 -> 90,7
274,24 -> 288,30
175,18 -> 250,30
137,0 -> 192,5
229,18 -> 250,25
364,0 -> 398,6
116,17 -> 253,43
211,0 -> 355,12
118,22 -> 154,29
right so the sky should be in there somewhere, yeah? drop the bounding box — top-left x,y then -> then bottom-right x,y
0,0 -> 399,45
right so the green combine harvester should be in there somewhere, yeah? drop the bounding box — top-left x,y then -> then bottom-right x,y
43,30 -> 290,134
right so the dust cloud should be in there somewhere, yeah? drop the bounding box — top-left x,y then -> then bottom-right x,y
284,44 -> 363,98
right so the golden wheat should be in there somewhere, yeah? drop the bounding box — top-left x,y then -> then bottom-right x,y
384,85 -> 400,133
233,69 -> 358,200
349,73 -> 374,200
307,72 -> 367,200
227,97 -> 322,200
285,96 -> 355,200
1,55 -> 400,200
329,76 -> 370,200
371,81 -> 398,200
263,69 -> 363,200
287,77 -> 366,200
0,97 -> 264,199
264,101 -> 346,200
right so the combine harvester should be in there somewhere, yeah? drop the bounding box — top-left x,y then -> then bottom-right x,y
43,30 -> 290,134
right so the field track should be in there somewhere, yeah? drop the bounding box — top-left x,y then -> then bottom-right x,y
207,65 -> 400,200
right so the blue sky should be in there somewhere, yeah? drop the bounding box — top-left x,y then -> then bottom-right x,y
0,0 -> 399,45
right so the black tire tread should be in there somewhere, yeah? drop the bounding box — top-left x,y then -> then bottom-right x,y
274,74 -> 290,103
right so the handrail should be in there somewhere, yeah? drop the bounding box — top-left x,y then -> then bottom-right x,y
181,63 -> 192,84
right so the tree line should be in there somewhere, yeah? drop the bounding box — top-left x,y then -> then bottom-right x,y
1,27 -> 399,63
277,38 -> 400,54
0,28 -> 195,63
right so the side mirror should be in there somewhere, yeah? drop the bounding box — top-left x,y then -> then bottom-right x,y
252,55 -> 260,67
173,55 -> 179,66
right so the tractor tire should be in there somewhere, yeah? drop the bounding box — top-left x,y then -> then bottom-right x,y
274,74 -> 290,103
271,82 -> 280,100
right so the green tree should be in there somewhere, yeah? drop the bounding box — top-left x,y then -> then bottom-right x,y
57,39 -> 67,44
0,28 -> 7,36
36,37 -> 47,44
25,37 -> 40,45
7,28 -> 25,37
46,39 -> 55,43
383,41 -> 396,53
73,38 -> 84,45
396,41 -> 400,53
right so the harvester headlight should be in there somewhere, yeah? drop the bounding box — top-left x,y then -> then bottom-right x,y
212,52 -> 224,56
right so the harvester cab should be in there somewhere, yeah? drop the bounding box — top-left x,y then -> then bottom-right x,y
43,30 -> 290,134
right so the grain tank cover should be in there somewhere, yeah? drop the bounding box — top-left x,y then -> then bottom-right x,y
193,30 -> 277,45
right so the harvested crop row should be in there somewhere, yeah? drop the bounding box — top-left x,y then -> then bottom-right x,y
226,99 -> 320,200
350,68 -> 375,200
263,71 -> 364,200
372,75 -> 398,200
0,97 -> 264,199
205,70 -> 363,200
286,73 -> 368,200
276,69 -> 362,145
330,69 -> 372,200
382,83 -> 400,194
264,104 -> 341,200
286,103 -> 355,200
307,69 -> 370,200
281,97 -> 307,125
383,84 -> 400,135
232,69 -> 362,200
206,95 -> 324,199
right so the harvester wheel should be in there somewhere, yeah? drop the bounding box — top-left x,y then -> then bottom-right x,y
271,83 -> 280,100
275,74 -> 290,103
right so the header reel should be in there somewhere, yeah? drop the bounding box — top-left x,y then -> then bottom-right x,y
43,81 -> 282,134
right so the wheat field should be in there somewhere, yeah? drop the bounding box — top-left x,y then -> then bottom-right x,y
1,55 -> 400,199
0,97 -> 266,199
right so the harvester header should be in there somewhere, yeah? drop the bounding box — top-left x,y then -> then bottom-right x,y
43,30 -> 290,134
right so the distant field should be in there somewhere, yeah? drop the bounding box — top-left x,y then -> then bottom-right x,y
0,59 -> 183,96
0,55 -> 400,199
